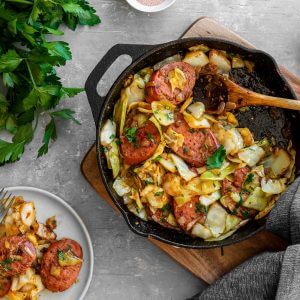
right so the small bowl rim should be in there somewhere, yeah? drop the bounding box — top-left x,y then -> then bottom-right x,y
126,0 -> 176,12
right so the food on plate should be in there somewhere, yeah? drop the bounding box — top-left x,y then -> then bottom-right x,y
101,44 -> 296,241
41,239 -> 83,292
0,196 -> 83,299
0,236 -> 36,277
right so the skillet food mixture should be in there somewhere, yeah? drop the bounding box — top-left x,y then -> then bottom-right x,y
100,44 -> 296,241
0,196 -> 83,299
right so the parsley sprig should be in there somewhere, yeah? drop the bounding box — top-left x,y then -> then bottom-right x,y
125,127 -> 138,144
206,145 -> 226,169
0,257 -> 13,271
0,0 -> 100,165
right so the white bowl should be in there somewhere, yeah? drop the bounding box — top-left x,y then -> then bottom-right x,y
126,0 -> 176,12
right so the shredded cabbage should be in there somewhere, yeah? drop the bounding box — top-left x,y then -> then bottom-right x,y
170,154 -> 197,181
261,178 -> 286,194
100,119 -> 116,146
205,203 -> 227,237
183,111 -> 210,129
183,50 -> 209,68
187,102 -> 205,119
192,223 -> 212,239
113,178 -> 131,197
199,191 -> 221,206
164,127 -> 184,151
238,144 -> 265,167
242,187 -> 269,211
151,100 -> 176,126
262,149 -> 291,177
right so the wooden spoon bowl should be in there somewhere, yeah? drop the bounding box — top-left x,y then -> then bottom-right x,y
196,73 -> 300,114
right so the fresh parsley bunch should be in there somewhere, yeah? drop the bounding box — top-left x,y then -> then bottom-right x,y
0,0 -> 100,165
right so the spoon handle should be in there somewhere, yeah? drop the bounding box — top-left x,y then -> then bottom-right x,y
240,92 -> 300,111
226,79 -> 300,111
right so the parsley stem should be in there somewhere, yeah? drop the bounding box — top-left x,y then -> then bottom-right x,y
6,0 -> 33,4
33,110 -> 40,132
25,60 -> 36,88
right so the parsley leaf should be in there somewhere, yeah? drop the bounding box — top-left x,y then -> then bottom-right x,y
154,191 -> 163,197
0,0 -> 100,165
0,50 -> 23,72
125,127 -> 138,144
161,203 -> 171,213
206,145 -> 226,169
146,132 -> 154,142
38,118 -> 57,157
57,249 -> 66,261
244,173 -> 254,185
0,257 -> 13,271
0,140 -> 25,165
51,109 -> 81,125
242,210 -> 250,219
195,203 -> 208,214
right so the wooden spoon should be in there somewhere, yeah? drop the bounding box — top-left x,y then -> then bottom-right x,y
197,74 -> 300,114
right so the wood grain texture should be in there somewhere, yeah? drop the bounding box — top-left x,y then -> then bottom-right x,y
81,17 -> 298,285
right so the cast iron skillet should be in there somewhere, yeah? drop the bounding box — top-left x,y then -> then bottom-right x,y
85,37 -> 299,249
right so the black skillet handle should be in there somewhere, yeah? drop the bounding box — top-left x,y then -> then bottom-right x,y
85,43 -> 155,125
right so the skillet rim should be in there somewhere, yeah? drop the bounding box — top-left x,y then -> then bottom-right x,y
94,37 -> 297,249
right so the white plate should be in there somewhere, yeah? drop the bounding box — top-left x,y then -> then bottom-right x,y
5,186 -> 94,300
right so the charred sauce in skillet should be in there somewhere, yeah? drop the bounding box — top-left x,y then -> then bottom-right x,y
194,66 -> 295,149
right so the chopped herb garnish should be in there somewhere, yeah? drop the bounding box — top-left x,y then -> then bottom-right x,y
161,217 -> 166,223
115,139 -> 121,146
206,145 -> 226,169
102,146 -> 108,153
144,179 -> 153,185
166,112 -> 173,120
146,133 -> 154,142
237,192 -> 243,207
125,127 -> 138,144
162,203 -> 171,213
188,128 -> 196,133
57,250 -> 66,261
242,210 -> 250,219
109,134 -> 116,140
183,147 -> 189,154
195,203 -> 208,214
0,258 -> 13,271
154,155 -> 162,161
244,173 -> 254,185
154,191 -> 163,197
232,209 -> 237,215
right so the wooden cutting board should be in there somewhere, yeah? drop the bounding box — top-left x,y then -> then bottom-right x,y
81,17 -> 300,285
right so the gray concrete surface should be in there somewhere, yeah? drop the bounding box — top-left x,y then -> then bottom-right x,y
1,0 -> 300,299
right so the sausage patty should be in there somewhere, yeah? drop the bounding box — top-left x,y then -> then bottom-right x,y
168,113 -> 219,167
0,236 -> 36,277
146,62 -> 196,105
173,196 -> 206,232
41,239 -> 83,292
0,276 -> 11,297
121,121 -> 161,165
